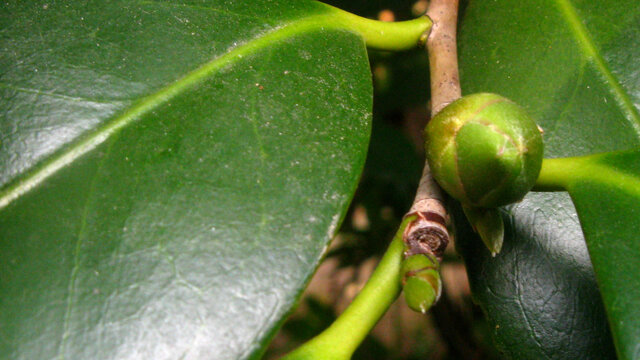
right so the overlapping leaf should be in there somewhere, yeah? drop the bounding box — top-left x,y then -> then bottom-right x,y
457,0 -> 640,358
559,150 -> 640,359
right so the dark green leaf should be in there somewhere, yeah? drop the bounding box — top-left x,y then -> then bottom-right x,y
0,1 -> 372,359
457,0 -> 640,358
558,150 -> 640,360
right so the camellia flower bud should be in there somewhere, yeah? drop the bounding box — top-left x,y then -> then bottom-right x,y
425,93 -> 543,208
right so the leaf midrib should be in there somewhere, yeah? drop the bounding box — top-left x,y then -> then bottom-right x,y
0,13 -> 350,210
555,0 -> 640,135
572,162 -> 640,197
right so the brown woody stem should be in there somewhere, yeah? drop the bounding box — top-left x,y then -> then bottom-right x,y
403,0 -> 461,269
426,0 -> 462,113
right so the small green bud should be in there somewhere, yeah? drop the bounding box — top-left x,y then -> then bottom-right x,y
401,253 -> 441,313
425,93 -> 544,208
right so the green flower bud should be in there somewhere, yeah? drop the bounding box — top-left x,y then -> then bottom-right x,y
401,253 -> 441,313
425,93 -> 544,208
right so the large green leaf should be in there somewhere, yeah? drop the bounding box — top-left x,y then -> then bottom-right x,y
0,1 -> 373,359
548,150 -> 640,359
457,0 -> 640,358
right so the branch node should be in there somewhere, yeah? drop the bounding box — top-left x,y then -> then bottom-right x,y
403,199 -> 450,261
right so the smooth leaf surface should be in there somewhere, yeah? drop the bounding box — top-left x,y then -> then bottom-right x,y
457,0 -> 639,358
0,1 -> 373,359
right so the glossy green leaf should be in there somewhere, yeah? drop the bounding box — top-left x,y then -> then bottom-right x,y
0,1 -> 374,359
457,0 -> 640,358
537,150 -> 640,360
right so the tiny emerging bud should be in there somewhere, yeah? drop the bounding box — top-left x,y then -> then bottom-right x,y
425,93 -> 544,208
401,253 -> 441,313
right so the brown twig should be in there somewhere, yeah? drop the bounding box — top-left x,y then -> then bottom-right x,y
403,0 -> 461,262
426,0 -> 462,113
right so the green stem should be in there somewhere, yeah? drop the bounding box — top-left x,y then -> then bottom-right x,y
533,157 -> 580,191
282,216 -> 414,360
323,4 -> 432,51
534,152 -> 640,197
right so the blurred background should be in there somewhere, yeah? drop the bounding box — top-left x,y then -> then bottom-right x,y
266,1 -> 499,358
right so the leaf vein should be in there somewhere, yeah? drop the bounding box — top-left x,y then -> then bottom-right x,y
513,250 -> 552,359
555,0 -> 640,134
56,135 -> 119,360
0,14 -> 335,210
